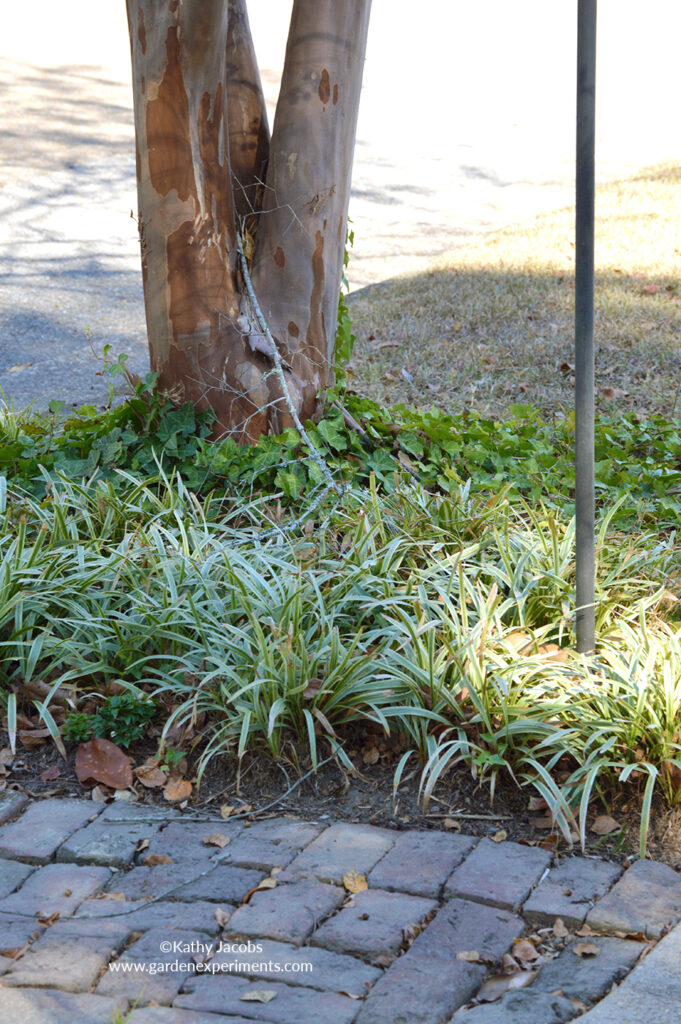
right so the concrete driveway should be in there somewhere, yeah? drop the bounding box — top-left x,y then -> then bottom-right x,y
1,0 -> 679,410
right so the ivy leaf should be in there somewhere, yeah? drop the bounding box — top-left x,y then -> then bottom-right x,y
275,469 -> 303,499
317,419 -> 346,452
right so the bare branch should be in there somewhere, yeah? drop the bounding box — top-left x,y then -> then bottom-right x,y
236,231 -> 343,497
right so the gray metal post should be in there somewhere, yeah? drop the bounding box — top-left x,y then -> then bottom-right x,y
575,0 -> 597,654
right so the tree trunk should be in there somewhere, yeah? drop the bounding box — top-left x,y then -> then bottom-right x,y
126,0 -> 371,441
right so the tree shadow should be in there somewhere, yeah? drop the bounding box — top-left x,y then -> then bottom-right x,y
0,301 -> 148,414
0,59 -> 133,178
0,59 -> 147,411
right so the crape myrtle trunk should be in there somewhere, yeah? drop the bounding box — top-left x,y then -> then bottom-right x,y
126,0 -> 371,441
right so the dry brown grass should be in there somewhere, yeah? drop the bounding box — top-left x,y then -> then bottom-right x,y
347,162 -> 681,420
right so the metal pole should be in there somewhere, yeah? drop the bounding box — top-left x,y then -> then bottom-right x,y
575,0 -> 597,654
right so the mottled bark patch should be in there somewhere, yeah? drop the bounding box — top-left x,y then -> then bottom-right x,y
274,246 -> 286,268
166,220 -> 203,339
197,83 -> 232,244
332,84 -> 339,105
167,220 -> 230,341
319,69 -> 331,104
288,321 -> 300,339
137,7 -> 146,54
146,27 -> 195,202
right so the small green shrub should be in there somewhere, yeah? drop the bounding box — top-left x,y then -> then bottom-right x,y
62,693 -> 157,749
92,692 -> 157,748
62,712 -> 95,745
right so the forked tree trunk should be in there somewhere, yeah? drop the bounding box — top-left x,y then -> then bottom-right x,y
126,0 -> 371,441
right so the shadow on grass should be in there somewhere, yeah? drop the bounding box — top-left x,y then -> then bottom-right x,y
348,163 -> 681,421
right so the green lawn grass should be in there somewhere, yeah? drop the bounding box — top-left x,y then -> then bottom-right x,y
348,162 -> 681,421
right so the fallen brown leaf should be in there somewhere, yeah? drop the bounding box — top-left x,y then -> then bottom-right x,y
243,877 -> 278,904
477,970 -> 537,1002
40,765 -> 61,782
144,854 -> 174,866
590,815 -> 620,836
505,630 -> 536,653
572,941 -> 600,958
114,789 -> 134,803
163,777 -> 192,803
203,833 -> 231,849
343,870 -> 368,894
491,829 -> 507,843
537,643 -> 569,663
214,907 -> 230,927
615,929 -> 647,941
17,728 -> 51,750
362,747 -> 380,765
530,815 -> 555,830
553,918 -> 569,938
239,990 -> 277,1004
513,938 -> 540,963
220,804 -> 235,820
312,707 -> 336,737
75,738 -> 133,790
303,677 -> 325,700
133,762 -> 167,788
35,910 -> 60,926
8,712 -> 35,730
21,679 -> 71,705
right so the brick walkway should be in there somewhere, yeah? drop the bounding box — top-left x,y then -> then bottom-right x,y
0,792 -> 680,1024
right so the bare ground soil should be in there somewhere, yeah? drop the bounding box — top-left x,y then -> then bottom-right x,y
4,726 -> 680,871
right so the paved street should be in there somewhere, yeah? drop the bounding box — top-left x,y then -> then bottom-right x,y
1,792 -> 681,1023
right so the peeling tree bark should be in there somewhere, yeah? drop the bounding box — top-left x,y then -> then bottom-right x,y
126,0 -> 371,441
